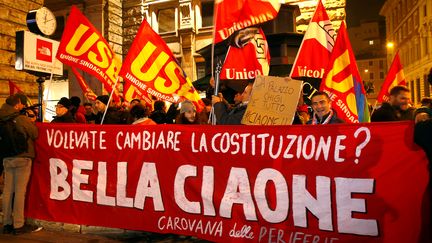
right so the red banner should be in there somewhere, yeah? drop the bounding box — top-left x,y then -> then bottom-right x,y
119,20 -> 203,110
214,0 -> 280,43
290,0 -> 335,79
220,28 -> 270,80
27,122 -> 429,242
56,6 -> 121,102
376,52 -> 406,103
9,80 -> 24,96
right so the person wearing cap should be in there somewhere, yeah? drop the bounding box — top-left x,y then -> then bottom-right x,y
292,104 -> 310,125
0,94 -> 39,234
94,95 -> 130,124
69,96 -> 86,124
51,97 -> 75,123
176,100 -> 200,124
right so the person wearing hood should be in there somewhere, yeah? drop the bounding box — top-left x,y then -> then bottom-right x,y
51,97 -> 75,123
175,100 -> 200,124
0,94 -> 39,234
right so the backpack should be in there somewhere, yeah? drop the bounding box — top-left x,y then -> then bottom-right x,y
0,113 -> 28,160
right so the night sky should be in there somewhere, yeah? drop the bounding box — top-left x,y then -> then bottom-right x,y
346,0 -> 385,26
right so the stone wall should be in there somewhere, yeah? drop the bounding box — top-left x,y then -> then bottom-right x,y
0,0 -> 44,103
122,0 -> 142,60
286,0 -> 346,33
105,0 -> 123,57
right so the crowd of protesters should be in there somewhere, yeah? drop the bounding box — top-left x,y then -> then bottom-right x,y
0,68 -> 432,236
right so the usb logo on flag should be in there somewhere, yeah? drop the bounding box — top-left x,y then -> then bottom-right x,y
36,39 -> 52,63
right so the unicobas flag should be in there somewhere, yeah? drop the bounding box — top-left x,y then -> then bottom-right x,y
71,67 -> 97,101
290,0 -> 336,79
8,81 -> 33,106
320,22 -> 370,123
119,20 -> 204,111
9,80 -> 23,96
376,52 -> 406,103
220,28 -> 270,80
56,6 -> 121,102
214,0 -> 280,43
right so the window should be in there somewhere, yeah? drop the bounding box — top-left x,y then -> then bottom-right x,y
370,72 -> 374,80
201,0 -> 214,27
369,40 -> 374,45
424,4 -> 427,17
416,78 -> 421,103
410,80 -> 415,102
369,61 -> 373,66
380,72 -> 384,79
379,60 -> 384,69
158,8 -> 176,33
196,62 -> 206,79
425,74 -> 431,97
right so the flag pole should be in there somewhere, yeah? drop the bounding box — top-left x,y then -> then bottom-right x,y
370,100 -> 378,116
100,77 -> 120,125
209,1 -> 219,125
39,64 -> 56,122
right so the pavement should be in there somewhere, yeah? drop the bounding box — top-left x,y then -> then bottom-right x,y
0,228 -> 206,242
0,178 -> 211,243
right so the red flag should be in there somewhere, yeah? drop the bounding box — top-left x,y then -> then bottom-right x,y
71,67 -> 97,101
56,6 -> 121,102
214,0 -> 280,43
220,28 -> 270,80
119,20 -> 204,111
376,52 -> 406,103
290,0 -> 335,78
320,22 -> 370,123
8,80 -> 33,106
8,80 -> 23,95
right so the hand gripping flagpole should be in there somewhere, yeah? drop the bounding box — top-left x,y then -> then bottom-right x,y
209,60 -> 222,125
100,76 -> 120,125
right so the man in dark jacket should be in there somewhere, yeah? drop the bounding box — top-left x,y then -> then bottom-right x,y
212,82 -> 253,125
307,91 -> 344,124
51,97 -> 75,123
372,86 -> 415,122
94,95 -> 129,124
0,94 -> 39,234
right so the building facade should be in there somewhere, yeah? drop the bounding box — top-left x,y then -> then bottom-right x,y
380,0 -> 432,105
348,20 -> 387,103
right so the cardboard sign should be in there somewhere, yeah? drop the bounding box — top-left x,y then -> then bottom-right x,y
242,76 -> 303,125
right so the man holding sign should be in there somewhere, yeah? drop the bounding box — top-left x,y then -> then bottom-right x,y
212,82 -> 253,125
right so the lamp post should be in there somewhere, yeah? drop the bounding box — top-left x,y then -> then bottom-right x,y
36,76 -> 44,122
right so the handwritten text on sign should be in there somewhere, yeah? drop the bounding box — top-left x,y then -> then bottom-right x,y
242,76 -> 303,125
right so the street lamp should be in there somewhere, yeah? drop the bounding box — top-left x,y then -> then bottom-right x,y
386,42 -> 394,49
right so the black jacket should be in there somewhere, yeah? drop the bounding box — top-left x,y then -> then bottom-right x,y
372,103 -> 415,122
213,102 -> 247,125
51,111 -> 76,123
